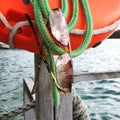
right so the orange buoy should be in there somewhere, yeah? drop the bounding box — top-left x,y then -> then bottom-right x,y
0,0 -> 120,53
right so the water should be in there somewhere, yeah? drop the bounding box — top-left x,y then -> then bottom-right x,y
0,39 -> 120,120
73,39 -> 120,120
0,50 -> 34,120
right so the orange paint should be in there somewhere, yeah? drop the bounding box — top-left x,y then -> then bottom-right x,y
0,0 -> 120,53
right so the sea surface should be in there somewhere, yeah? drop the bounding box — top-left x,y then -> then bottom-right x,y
0,39 -> 120,120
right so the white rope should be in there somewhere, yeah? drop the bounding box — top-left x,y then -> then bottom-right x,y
8,20 -> 35,48
0,101 -> 35,120
0,12 -> 35,48
0,11 -> 120,48
0,12 -> 12,30
70,19 -> 120,35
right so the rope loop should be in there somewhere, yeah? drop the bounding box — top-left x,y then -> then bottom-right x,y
0,12 -> 35,49
0,101 -> 35,120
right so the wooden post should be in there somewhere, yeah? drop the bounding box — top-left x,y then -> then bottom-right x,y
35,54 -> 72,120
23,78 -> 36,120
24,54 -> 120,120
55,94 -> 72,120
35,58 -> 54,120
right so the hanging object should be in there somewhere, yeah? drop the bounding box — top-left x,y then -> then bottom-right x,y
49,9 -> 69,46
49,9 -> 73,92
56,53 -> 73,92
0,0 -> 120,53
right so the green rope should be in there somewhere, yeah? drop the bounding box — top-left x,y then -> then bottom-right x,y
32,0 -> 93,57
71,0 -> 93,57
31,0 -> 60,106
67,0 -> 79,31
61,0 -> 68,17
39,0 -> 79,31
43,45 -> 60,106
30,0 -> 93,106
39,0 -> 50,19
33,0 -> 65,55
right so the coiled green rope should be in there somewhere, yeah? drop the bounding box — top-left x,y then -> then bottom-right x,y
43,45 -> 60,106
71,0 -> 93,57
32,0 -> 93,57
30,0 -> 93,106
30,0 -> 60,105
61,0 -> 68,17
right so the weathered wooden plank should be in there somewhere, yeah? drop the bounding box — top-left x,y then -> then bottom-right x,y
24,77 -> 73,120
26,54 -> 120,120
36,59 -> 54,120
24,70 -> 120,120
24,77 -> 35,100
24,70 -> 120,95
55,94 -> 72,120
34,54 -> 73,120
23,79 -> 36,120
74,71 -> 120,82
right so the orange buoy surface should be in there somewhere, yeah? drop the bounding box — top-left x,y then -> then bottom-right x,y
0,0 -> 120,53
